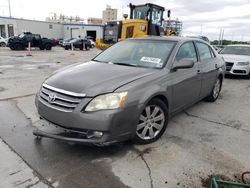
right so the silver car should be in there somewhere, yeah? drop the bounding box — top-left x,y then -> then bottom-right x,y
220,44 -> 250,78
34,36 -> 225,145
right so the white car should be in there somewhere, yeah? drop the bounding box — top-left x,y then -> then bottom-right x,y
0,36 -> 8,47
220,44 -> 250,78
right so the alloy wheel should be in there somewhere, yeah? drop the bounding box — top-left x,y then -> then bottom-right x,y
136,105 -> 165,140
213,79 -> 221,99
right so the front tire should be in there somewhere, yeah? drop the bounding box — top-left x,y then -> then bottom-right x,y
204,77 -> 222,102
246,72 -> 250,79
134,98 -> 168,144
0,42 -> 6,47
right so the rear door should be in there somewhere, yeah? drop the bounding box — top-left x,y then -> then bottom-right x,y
195,42 -> 218,98
170,41 -> 202,112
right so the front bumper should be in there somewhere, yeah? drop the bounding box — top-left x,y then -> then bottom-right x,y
225,64 -> 250,75
35,94 -> 142,145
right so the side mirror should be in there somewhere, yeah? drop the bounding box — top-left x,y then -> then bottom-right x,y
172,58 -> 195,70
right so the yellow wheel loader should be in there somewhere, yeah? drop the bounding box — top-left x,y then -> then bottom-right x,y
96,3 -> 168,49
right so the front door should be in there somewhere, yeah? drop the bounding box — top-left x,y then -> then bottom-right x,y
170,41 -> 202,112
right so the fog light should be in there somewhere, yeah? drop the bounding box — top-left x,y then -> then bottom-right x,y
93,131 -> 103,138
86,130 -> 103,139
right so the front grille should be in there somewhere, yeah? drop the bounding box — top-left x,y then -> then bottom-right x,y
233,70 -> 246,74
39,84 -> 85,112
225,62 -> 234,71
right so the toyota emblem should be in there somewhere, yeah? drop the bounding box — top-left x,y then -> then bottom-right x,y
48,93 -> 56,103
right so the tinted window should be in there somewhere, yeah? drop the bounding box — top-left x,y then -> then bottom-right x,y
175,42 -> 197,62
196,42 -> 212,61
94,40 -> 176,69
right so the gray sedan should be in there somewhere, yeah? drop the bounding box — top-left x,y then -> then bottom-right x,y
34,36 -> 225,145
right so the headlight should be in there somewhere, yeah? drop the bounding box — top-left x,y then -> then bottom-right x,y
236,62 -> 249,66
85,92 -> 128,112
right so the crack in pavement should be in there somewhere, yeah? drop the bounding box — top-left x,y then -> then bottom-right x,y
0,93 -> 36,101
0,136 -> 54,188
132,148 -> 153,188
183,111 -> 250,133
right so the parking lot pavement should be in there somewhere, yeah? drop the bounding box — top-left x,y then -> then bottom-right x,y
0,47 -> 250,188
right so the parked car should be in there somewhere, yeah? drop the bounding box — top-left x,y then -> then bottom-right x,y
220,44 -> 250,78
8,32 -> 54,50
0,36 -> 8,47
89,39 -> 95,48
34,36 -> 225,145
63,38 -> 91,50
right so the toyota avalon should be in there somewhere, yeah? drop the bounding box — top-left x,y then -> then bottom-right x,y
34,36 -> 225,145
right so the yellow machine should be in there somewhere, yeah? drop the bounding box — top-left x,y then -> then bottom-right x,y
96,3 -> 171,49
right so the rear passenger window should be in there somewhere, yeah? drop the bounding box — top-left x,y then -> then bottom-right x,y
196,42 -> 212,61
175,42 -> 197,62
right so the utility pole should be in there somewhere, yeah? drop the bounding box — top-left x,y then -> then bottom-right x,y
218,28 -> 222,45
8,0 -> 11,17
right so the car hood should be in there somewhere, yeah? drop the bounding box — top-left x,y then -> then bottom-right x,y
44,61 -> 157,97
222,54 -> 250,62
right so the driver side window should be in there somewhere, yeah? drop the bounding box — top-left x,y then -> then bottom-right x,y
175,42 -> 197,62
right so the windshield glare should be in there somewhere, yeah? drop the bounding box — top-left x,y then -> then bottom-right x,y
220,46 -> 250,56
18,33 -> 25,38
94,40 -> 176,69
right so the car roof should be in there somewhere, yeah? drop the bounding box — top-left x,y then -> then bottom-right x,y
128,36 -> 206,43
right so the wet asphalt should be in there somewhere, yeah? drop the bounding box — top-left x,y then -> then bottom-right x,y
0,47 -> 250,188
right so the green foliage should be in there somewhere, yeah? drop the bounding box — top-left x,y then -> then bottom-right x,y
211,40 -> 248,45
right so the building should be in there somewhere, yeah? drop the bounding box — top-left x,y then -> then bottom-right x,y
102,5 -> 117,24
63,24 -> 103,40
0,16 -> 103,41
87,18 -> 103,25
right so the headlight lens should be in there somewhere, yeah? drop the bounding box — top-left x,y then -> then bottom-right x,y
236,62 -> 249,66
85,92 -> 128,112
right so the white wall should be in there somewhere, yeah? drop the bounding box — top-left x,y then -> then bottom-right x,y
16,20 -> 63,39
0,17 -> 63,38
0,17 -> 17,38
0,17 -> 103,39
63,24 -> 103,39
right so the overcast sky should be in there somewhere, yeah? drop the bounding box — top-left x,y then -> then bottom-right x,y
0,0 -> 249,41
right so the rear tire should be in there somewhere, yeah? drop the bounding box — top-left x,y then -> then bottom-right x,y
134,98 -> 168,144
85,44 -> 90,51
204,77 -> 222,102
45,44 -> 52,50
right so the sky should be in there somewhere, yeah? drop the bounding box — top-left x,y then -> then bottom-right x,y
0,0 -> 250,41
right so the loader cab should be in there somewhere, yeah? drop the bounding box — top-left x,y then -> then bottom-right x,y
129,3 -> 165,36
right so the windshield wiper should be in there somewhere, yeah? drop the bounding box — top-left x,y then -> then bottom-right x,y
92,59 -> 108,63
112,62 -> 138,67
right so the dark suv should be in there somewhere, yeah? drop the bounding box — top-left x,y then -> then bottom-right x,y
8,32 -> 54,50
63,38 -> 92,50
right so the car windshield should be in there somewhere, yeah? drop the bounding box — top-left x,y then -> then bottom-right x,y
93,40 -> 176,69
220,46 -> 250,56
18,33 -> 25,38
70,39 -> 78,43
